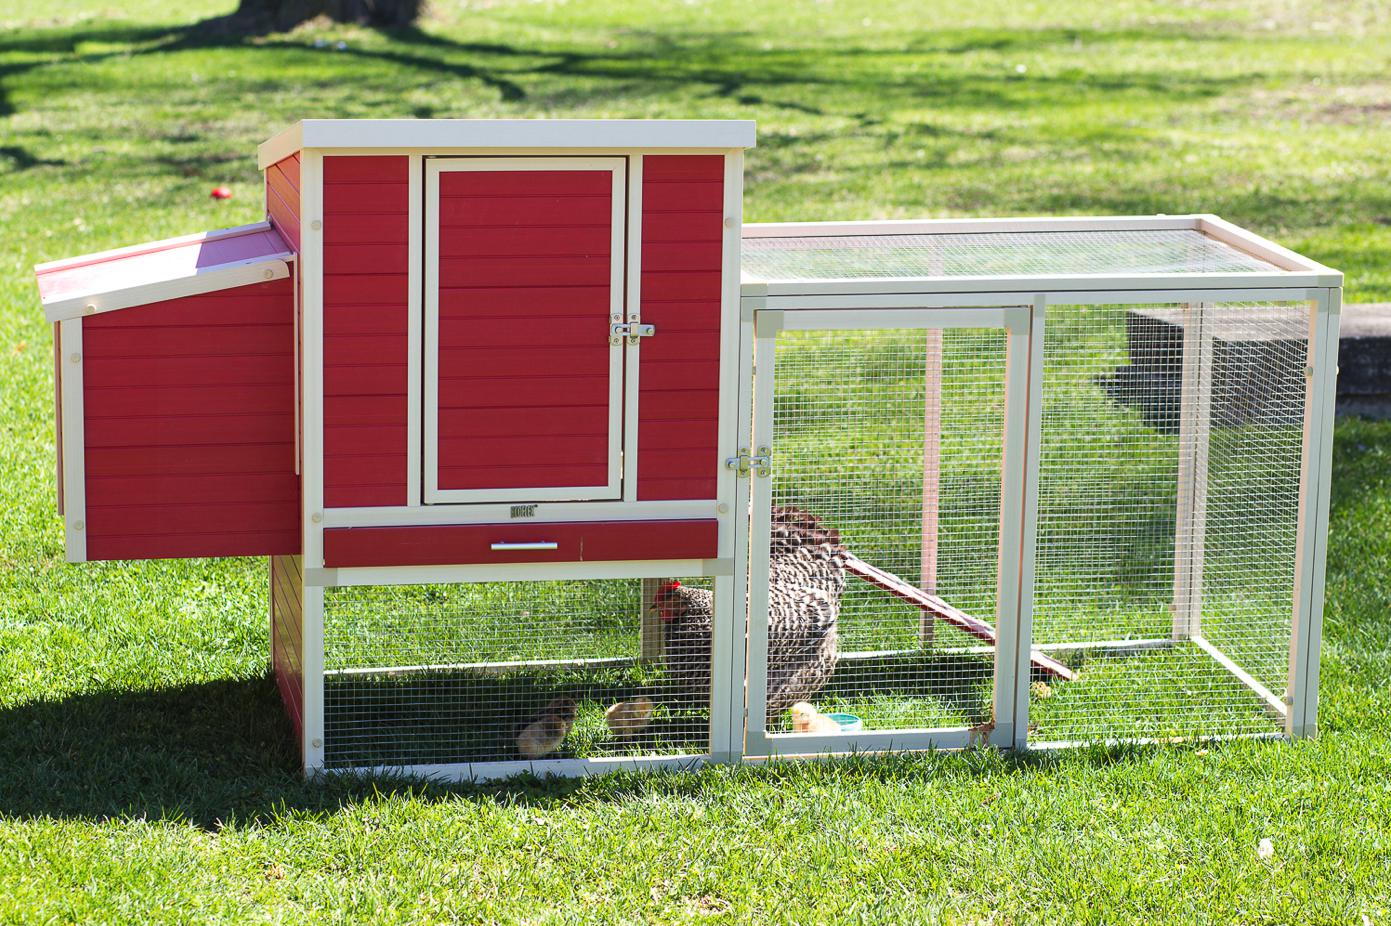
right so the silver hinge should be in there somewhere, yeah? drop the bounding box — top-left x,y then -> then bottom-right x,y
725,446 -> 771,477
610,322 -> 656,345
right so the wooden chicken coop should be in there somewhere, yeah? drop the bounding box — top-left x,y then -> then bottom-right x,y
35,119 -> 1343,780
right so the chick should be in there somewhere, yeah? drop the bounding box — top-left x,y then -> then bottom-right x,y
516,696 -> 578,759
789,701 -> 841,735
604,697 -> 655,740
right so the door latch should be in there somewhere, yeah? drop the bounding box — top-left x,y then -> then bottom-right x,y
725,447 -> 771,477
610,322 -> 656,345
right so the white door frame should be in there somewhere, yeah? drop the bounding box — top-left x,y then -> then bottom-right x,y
423,156 -> 627,504
743,304 -> 1031,758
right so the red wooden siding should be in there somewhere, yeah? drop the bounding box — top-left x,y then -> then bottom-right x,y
434,168 -> 616,494
265,152 -> 301,252
323,519 -> 718,568
638,155 -> 725,501
323,155 -> 410,508
271,554 -> 304,743
80,279 -> 300,560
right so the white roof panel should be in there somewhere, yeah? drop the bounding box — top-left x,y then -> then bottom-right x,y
36,222 -> 294,322
259,118 -> 756,168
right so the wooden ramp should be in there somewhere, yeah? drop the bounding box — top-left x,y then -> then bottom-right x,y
843,553 -> 1078,682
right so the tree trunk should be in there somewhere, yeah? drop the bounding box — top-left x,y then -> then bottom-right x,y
236,0 -> 423,30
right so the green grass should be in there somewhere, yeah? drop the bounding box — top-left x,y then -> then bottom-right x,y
3,0 -> 1391,922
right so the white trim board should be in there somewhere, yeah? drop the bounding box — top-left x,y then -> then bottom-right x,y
258,120 -> 756,169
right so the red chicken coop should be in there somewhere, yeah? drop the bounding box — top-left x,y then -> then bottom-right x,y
35,119 -> 1342,779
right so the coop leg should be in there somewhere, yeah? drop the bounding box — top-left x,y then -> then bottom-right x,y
1173,302 -> 1212,641
640,577 -> 666,662
920,328 -> 943,646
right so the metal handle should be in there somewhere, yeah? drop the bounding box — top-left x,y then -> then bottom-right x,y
490,541 -> 559,551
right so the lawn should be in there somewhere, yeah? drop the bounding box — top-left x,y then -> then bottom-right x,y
3,0 -> 1391,922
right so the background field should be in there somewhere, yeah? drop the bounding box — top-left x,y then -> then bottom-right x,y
2,0 -> 1390,922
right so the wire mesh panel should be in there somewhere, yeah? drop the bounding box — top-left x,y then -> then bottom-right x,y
752,323 -> 1010,745
742,230 -> 1278,282
321,578 -> 714,770
1027,301 -> 1312,743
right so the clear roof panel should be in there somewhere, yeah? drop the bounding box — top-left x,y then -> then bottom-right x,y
741,229 -> 1280,282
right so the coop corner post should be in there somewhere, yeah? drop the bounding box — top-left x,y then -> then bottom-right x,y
1172,301 -> 1212,642
302,582 -> 326,773
710,149 -> 748,765
1007,295 -> 1048,750
742,323 -> 779,757
988,304 -> 1034,749
1288,287 -> 1341,739
300,147 -> 327,774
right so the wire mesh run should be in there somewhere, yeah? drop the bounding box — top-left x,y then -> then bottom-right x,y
742,229 -> 1277,282
762,326 -> 1007,736
1028,302 -> 1311,743
321,578 -> 714,769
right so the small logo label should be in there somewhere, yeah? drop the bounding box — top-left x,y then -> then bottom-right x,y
510,504 -> 537,519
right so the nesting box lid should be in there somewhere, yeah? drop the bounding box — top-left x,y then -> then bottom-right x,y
257,118 -> 757,168
35,221 -> 294,323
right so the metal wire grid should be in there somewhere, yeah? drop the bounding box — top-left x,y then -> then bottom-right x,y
741,230 -> 1276,282
1027,302 -> 1310,743
764,326 -> 1007,734
320,578 -> 714,768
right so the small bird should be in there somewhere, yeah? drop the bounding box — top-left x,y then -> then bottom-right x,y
604,698 -> 655,740
789,702 -> 841,734
516,696 -> 577,759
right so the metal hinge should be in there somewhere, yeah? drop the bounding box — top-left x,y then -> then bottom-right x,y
725,446 -> 771,477
610,322 -> 656,345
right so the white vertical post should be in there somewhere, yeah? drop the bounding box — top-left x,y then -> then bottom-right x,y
707,573 -> 737,763
990,306 -> 1033,748
302,582 -> 326,774
1173,302 -> 1212,640
1009,295 -> 1048,749
58,317 -> 86,563
713,150 -> 746,762
405,154 -> 423,506
1289,288 -> 1340,738
725,312 -> 758,762
742,327 -> 778,757
919,328 -> 943,645
300,150 -> 325,570
622,154 -> 644,503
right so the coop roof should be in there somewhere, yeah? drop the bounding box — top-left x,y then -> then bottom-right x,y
740,215 -> 1342,296
36,221 -> 294,323
257,119 -> 757,168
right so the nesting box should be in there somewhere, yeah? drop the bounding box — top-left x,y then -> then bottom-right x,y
36,121 -> 1343,779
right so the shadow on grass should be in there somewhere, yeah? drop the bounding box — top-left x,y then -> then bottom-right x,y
0,671 -> 1187,827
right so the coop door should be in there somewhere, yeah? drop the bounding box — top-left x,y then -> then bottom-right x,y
424,158 -> 626,504
743,307 -> 1033,757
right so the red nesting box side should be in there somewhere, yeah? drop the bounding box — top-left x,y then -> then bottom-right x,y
80,280 -> 301,560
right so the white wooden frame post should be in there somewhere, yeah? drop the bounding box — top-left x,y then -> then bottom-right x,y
1172,302 -> 1213,640
1006,295 -> 1047,749
1288,287 -> 1341,738
742,305 -> 1028,758
919,328 -> 943,645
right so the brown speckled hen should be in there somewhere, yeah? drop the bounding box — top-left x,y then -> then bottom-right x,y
652,506 -> 847,719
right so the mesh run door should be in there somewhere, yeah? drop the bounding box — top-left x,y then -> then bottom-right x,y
744,306 -> 1034,757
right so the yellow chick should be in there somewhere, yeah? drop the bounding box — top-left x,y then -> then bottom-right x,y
516,696 -> 578,759
604,697 -> 656,739
789,701 -> 841,734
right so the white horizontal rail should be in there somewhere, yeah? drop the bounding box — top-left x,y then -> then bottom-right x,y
1192,634 -> 1289,718
324,654 -> 637,678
